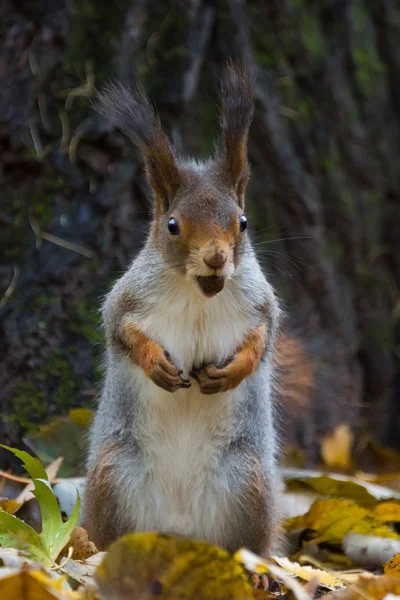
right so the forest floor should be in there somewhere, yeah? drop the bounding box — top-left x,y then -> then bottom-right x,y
1,420 -> 400,599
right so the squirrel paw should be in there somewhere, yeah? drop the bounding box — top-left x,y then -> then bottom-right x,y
249,572 -> 281,593
149,350 -> 191,393
190,357 -> 243,394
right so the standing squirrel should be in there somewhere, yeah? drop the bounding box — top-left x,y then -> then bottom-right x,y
83,64 -> 283,555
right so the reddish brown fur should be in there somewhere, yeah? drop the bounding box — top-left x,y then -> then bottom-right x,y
192,324 -> 267,394
82,443 -> 122,549
274,334 -> 315,409
240,452 -> 277,555
122,321 -> 188,392
123,321 -> 166,376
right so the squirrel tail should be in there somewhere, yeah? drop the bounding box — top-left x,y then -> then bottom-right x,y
274,334 -> 315,410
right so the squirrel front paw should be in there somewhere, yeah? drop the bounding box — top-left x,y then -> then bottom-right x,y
190,356 -> 247,394
146,348 -> 191,393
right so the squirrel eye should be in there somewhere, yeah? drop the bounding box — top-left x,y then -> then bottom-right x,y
239,215 -> 248,232
168,218 -> 179,235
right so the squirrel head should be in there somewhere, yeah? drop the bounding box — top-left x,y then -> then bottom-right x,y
95,63 -> 255,297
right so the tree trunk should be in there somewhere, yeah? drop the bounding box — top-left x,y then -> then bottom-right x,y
1,0 -> 399,467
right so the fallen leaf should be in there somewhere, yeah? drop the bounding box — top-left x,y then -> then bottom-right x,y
96,533 -> 253,599
59,527 -> 98,561
0,568 -> 81,599
285,499 -> 400,545
321,425 -> 354,470
384,554 -> 400,578
272,556 -> 347,590
237,549 -> 310,600
374,502 -> 400,523
61,551 -> 106,587
322,575 -> 400,600
285,476 -> 377,506
0,498 -> 20,515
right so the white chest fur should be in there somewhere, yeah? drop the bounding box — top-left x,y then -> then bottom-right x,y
120,277 -> 256,541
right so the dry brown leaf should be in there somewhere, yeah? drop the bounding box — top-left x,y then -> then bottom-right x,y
321,425 -> 354,470
59,526 -> 98,561
384,554 -> 400,578
61,551 -> 106,587
322,575 -> 400,600
285,499 -> 400,545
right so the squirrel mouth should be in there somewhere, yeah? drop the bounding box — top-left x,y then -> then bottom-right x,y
197,275 -> 225,297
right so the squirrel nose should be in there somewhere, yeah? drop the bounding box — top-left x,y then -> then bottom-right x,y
204,250 -> 227,269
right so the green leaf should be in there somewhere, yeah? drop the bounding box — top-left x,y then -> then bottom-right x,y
0,509 -> 50,565
0,446 -> 81,563
0,445 -> 48,481
34,479 -> 80,559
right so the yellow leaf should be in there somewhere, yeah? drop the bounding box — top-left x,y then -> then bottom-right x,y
384,553 -> 400,578
322,575 -> 400,600
272,556 -> 347,590
285,499 -> 399,545
96,533 -> 253,599
374,502 -> 400,523
285,476 -> 377,505
321,425 -> 354,470
0,569 -> 81,599
0,498 -> 20,515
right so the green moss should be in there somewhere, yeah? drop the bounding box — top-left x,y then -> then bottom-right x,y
73,298 -> 103,345
9,384 -> 48,432
319,148 -> 342,172
340,190 -> 357,218
45,349 -> 79,409
296,97 -> 314,124
351,4 -> 386,94
65,0 -> 131,79
252,31 -> 281,69
353,45 -> 386,93
323,241 -> 344,263
300,13 -> 325,60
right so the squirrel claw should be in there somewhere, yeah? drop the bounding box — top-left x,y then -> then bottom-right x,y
249,572 -> 281,594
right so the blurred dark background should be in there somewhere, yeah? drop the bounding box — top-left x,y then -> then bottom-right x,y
1,0 -> 399,467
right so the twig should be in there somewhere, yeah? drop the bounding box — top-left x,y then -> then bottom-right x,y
0,267 -> 19,309
29,118 -> 43,159
29,215 -> 96,259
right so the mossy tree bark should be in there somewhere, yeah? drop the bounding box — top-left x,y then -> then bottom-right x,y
1,0 -> 399,466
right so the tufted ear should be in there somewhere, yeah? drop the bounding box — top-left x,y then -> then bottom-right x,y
217,63 -> 255,207
95,83 -> 180,216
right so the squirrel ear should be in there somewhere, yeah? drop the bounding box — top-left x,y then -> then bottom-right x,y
94,83 -> 179,214
217,63 -> 255,207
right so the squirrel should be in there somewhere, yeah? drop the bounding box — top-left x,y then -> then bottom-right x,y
82,63 -> 284,555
